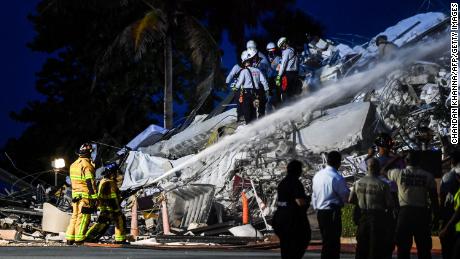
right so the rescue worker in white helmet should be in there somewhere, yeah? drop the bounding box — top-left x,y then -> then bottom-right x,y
276,37 -> 300,101
65,143 -> 97,245
85,162 -> 126,244
226,53 -> 244,122
247,40 -> 270,117
266,42 -> 282,109
234,49 -> 269,124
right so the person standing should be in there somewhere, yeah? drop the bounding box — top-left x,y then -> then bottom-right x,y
375,35 -> 398,61
65,143 -> 97,245
439,150 -> 460,259
439,168 -> 460,259
276,37 -> 300,101
86,162 -> 126,243
234,49 -> 269,124
312,151 -> 350,259
226,61 -> 244,122
349,158 -> 394,259
266,42 -> 281,109
388,151 -> 439,259
273,160 -> 311,259
247,40 -> 270,118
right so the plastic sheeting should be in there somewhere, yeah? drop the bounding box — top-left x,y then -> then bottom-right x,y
126,124 -> 167,150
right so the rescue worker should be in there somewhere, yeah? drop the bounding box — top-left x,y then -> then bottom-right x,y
388,151 -> 439,259
349,158 -> 394,259
376,35 -> 398,61
247,40 -> 270,118
234,49 -> 269,124
246,40 -> 269,68
312,151 -> 350,259
272,160 -> 311,259
439,168 -> 460,259
86,162 -> 126,243
65,143 -> 97,245
226,60 -> 244,122
276,37 -> 300,101
266,42 -> 281,109
439,150 -> 460,259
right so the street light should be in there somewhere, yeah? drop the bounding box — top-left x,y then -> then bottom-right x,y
51,158 -> 66,186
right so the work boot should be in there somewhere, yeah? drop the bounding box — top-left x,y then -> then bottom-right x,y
114,240 -> 128,245
66,240 -> 74,245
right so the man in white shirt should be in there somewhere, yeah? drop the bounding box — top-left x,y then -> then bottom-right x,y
312,151 -> 350,259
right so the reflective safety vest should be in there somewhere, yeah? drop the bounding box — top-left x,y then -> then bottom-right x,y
97,178 -> 121,212
69,157 -> 97,199
454,188 -> 460,232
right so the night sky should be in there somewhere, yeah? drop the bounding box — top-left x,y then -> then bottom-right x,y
0,0 -> 450,147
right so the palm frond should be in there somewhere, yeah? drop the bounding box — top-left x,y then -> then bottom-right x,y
133,9 -> 166,51
180,15 -> 220,76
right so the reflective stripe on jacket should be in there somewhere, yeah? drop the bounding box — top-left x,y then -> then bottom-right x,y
454,188 -> 460,232
97,178 -> 121,212
69,157 -> 97,199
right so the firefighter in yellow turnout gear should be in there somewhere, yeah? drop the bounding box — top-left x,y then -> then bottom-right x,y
65,143 -> 97,245
85,162 -> 126,243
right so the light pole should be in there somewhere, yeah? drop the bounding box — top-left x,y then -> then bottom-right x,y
51,158 -> 65,186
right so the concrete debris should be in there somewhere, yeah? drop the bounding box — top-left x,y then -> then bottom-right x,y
41,203 -> 71,234
229,224 -> 262,238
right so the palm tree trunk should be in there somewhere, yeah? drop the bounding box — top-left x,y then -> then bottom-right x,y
164,35 -> 173,129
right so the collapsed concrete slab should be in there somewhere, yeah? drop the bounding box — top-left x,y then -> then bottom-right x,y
297,102 -> 375,153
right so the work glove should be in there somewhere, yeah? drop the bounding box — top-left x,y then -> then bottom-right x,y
230,83 -> 238,92
253,99 -> 260,109
275,75 -> 281,87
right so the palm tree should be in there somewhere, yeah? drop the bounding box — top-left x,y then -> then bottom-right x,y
95,0 -> 221,130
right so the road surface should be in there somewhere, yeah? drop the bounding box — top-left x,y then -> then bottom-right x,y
0,246 -> 442,258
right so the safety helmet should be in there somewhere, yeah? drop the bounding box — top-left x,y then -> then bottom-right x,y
277,37 -> 287,48
76,142 -> 93,156
101,162 -> 119,176
374,133 -> 394,148
241,49 -> 257,62
376,35 -> 388,46
266,42 -> 276,51
246,40 -> 257,50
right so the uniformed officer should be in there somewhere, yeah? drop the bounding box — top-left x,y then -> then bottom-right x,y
266,42 -> 281,110
272,160 -> 311,259
276,37 -> 300,100
65,143 -> 97,245
312,151 -> 350,259
440,150 -> 460,259
439,167 -> 460,259
86,162 -> 126,243
360,133 -> 403,258
247,40 -> 270,118
388,151 -> 439,259
350,158 -> 394,259
234,49 -> 269,124
226,61 -> 244,121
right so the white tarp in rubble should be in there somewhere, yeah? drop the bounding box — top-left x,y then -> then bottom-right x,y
126,124 -> 167,150
121,151 -> 193,190
141,108 -> 237,158
297,102 -> 372,153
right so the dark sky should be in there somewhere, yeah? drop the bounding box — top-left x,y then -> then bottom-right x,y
0,0 -> 450,147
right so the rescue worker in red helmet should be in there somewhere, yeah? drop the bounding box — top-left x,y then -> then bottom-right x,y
65,143 -> 97,245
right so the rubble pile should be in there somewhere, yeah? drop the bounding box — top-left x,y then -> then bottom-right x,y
115,12 -> 452,244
